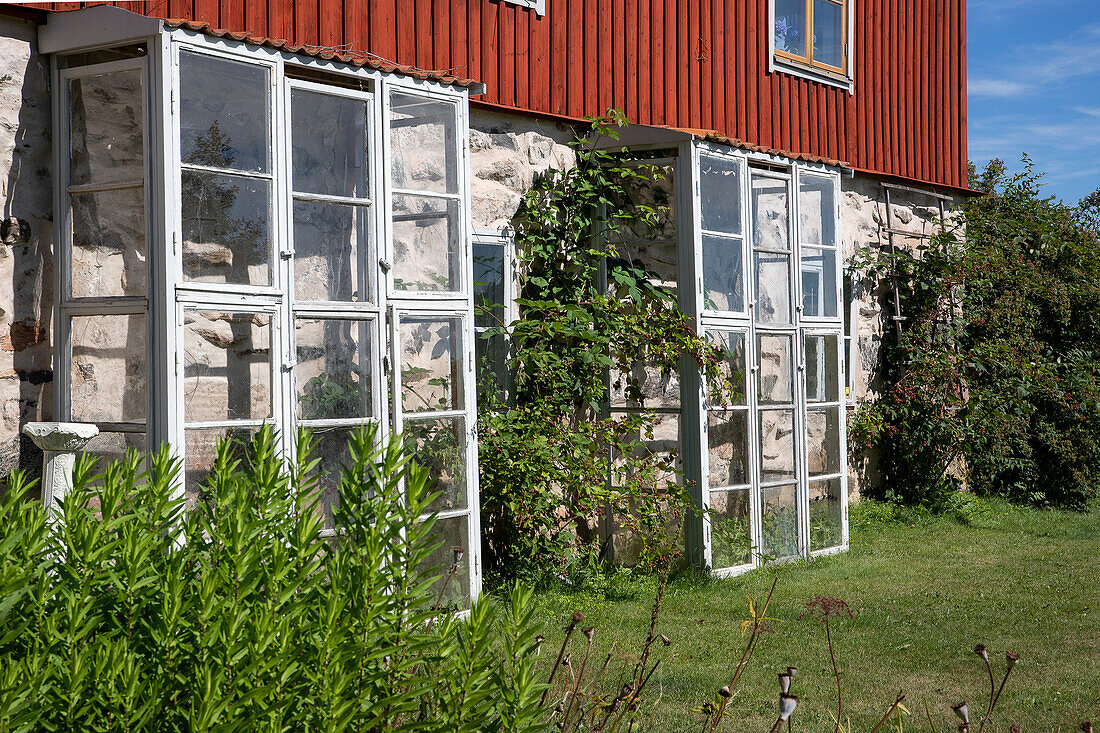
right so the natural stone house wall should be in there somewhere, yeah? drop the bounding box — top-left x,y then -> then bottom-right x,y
0,15 -> 53,483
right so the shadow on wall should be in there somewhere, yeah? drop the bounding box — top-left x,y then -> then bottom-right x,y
0,16 -> 55,496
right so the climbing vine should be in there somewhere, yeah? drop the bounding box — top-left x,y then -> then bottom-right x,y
476,111 -> 736,583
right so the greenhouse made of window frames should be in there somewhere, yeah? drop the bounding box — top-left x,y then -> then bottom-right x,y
595,126 -> 849,575
43,7 -> 484,602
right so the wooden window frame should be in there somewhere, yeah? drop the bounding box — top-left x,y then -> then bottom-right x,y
770,0 -> 853,89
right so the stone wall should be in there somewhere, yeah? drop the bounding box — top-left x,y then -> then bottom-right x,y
0,15 -> 53,481
840,174 -> 963,496
468,108 -> 576,231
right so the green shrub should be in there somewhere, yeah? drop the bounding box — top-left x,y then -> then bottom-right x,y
0,426 -> 546,732
852,158 -> 1100,510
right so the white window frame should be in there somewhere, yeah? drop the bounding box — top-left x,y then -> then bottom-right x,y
767,0 -> 856,94
49,14 -> 482,603
497,0 -> 546,16
687,140 -> 848,576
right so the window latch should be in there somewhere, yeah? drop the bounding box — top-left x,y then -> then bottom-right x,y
379,258 -> 392,273
282,359 -> 297,373
280,248 -> 294,260
383,354 -> 391,373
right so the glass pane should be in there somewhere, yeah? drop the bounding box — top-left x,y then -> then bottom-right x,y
616,241 -> 679,292
181,170 -> 272,286
296,318 -> 372,421
68,69 -> 144,185
809,477 -> 844,551
799,174 -> 836,247
291,89 -> 368,198
610,413 -> 681,492
761,483 -> 800,559
708,410 -> 749,488
401,317 -> 463,413
60,44 -> 146,70
70,314 -> 147,424
806,406 -> 841,476
392,194 -> 459,292
702,234 -> 744,312
85,432 -> 146,471
180,50 -> 270,173
610,361 -> 680,410
475,330 -> 508,400
710,487 -> 751,568
800,247 -> 838,318
814,0 -> 844,68
754,251 -> 792,324
775,0 -> 807,57
390,92 -> 459,195
404,417 -> 468,514
804,334 -> 840,403
759,409 -> 796,483
608,164 -> 677,242
473,243 -> 505,328
293,200 -> 369,302
183,311 -> 272,423
419,514 -> 471,607
185,426 -> 254,501
751,176 -> 790,251
705,330 -> 747,407
700,155 -> 742,235
71,188 -> 146,298
758,333 -> 794,405
305,427 -> 357,530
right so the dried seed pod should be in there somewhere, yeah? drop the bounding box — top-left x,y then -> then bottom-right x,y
561,653 -> 572,667
973,643 -> 989,662
583,626 -> 594,642
778,672 -> 791,693
1006,651 -> 1020,669
778,694 -> 799,721
786,666 -> 798,677
953,702 -> 970,725
1080,722 -> 1093,733
659,634 -> 671,647
718,686 -> 731,699
451,546 -> 464,564
572,610 -> 585,624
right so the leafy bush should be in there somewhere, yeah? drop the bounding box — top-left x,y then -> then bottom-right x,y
0,426 -> 545,732
851,158 -> 1100,509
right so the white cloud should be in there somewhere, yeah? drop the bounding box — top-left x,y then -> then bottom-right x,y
969,78 -> 1028,97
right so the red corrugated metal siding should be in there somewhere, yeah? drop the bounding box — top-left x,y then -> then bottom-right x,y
36,0 -> 968,189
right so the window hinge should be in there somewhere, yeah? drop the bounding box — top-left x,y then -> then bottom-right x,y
280,248 -> 294,260
172,231 -> 178,256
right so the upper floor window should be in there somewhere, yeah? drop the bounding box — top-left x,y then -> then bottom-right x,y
773,0 -> 850,85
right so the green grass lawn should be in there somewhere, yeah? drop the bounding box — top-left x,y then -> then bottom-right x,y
524,500 -> 1100,732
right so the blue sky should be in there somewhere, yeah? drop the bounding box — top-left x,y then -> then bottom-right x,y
968,0 -> 1100,203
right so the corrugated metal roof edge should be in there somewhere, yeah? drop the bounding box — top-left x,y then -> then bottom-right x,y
160,16 -> 482,91
674,126 -> 850,169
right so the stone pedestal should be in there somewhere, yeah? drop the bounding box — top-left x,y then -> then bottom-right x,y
22,422 -> 99,517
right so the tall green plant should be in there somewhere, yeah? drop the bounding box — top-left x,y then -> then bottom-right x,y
477,111 -> 736,582
850,157 -> 1100,509
0,427 -> 547,732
